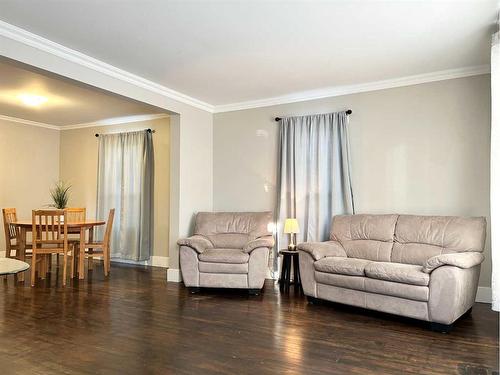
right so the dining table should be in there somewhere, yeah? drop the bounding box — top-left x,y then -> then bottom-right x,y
11,219 -> 106,281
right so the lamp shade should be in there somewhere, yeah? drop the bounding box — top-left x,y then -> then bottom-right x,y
283,218 -> 300,234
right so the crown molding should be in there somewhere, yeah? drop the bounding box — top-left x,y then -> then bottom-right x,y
0,20 -> 491,116
0,114 -> 59,130
0,20 -> 215,113
213,64 -> 490,113
0,113 -> 169,131
60,113 -> 169,130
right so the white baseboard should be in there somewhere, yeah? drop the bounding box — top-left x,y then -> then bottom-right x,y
167,268 -> 182,282
150,256 -> 169,268
476,286 -> 492,303
110,256 -> 169,268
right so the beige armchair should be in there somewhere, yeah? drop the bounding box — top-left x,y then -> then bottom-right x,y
178,212 -> 275,295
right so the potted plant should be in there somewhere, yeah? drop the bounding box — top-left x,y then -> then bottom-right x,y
49,181 -> 71,209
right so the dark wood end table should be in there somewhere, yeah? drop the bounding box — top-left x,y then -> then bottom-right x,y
279,249 -> 302,293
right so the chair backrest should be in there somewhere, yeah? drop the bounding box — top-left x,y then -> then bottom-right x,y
66,207 -> 86,223
32,209 -> 67,248
103,209 -> 115,247
2,208 -> 18,242
194,212 -> 272,249
329,214 -> 487,265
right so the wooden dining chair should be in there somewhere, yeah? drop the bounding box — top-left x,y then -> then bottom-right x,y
31,210 -> 70,287
66,207 -> 86,224
81,209 -> 114,277
64,207 -> 86,271
2,208 -> 31,259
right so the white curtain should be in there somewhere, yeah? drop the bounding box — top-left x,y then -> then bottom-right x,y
97,130 -> 154,261
275,111 -> 355,272
491,24 -> 499,311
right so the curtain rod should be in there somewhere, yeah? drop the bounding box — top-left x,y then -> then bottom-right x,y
274,109 -> 352,122
95,128 -> 155,137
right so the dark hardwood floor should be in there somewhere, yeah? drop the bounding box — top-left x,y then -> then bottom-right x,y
0,262 -> 498,375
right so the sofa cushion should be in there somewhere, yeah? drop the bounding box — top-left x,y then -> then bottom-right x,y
199,261 -> 248,274
314,257 -> 371,276
392,215 -> 487,265
364,278 -> 429,302
315,271 -> 365,291
314,272 -> 429,302
342,240 -> 394,262
198,249 -> 249,264
329,214 -> 398,261
365,262 -> 429,286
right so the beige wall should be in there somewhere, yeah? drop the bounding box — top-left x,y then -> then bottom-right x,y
59,117 -> 170,258
0,118 -> 60,249
213,75 -> 491,287
1,35 -> 214,280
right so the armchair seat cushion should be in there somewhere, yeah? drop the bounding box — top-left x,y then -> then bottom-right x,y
314,257 -> 371,276
199,261 -> 248,274
198,248 -> 249,264
365,262 -> 429,286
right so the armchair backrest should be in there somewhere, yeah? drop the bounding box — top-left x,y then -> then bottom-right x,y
194,212 -> 272,249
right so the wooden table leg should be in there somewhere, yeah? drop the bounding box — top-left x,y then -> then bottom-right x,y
79,227 -> 85,280
279,254 -> 287,292
292,253 -> 302,293
88,227 -> 93,271
17,227 -> 27,283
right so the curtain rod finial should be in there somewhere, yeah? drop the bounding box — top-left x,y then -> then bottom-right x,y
95,134 -> 99,137
346,109 -> 352,115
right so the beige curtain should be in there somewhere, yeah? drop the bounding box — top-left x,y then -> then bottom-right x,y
97,130 -> 154,261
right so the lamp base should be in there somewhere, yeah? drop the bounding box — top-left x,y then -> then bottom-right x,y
287,243 -> 296,251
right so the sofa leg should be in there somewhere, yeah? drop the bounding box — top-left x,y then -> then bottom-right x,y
307,296 -> 319,305
248,289 -> 261,296
430,322 -> 453,333
463,307 -> 473,317
188,287 -> 200,294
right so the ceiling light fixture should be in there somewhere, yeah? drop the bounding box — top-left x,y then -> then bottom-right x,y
18,93 -> 48,107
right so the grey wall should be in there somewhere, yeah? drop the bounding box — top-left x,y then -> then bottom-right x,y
213,75 -> 491,287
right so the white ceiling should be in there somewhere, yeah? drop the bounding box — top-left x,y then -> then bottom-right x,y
0,58 -> 165,126
0,0 -> 497,108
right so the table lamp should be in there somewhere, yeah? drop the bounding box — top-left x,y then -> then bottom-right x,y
283,218 -> 300,251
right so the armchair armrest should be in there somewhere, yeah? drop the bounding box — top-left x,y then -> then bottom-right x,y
297,241 -> 347,261
423,252 -> 484,273
243,235 -> 275,253
177,235 -> 213,254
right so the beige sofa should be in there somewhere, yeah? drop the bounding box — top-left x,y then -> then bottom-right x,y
298,214 -> 486,332
178,212 -> 274,294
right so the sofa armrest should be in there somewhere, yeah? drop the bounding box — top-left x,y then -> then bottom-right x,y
423,252 -> 484,273
296,241 -> 347,261
429,265 -> 481,324
243,235 -> 275,253
177,235 -> 213,254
